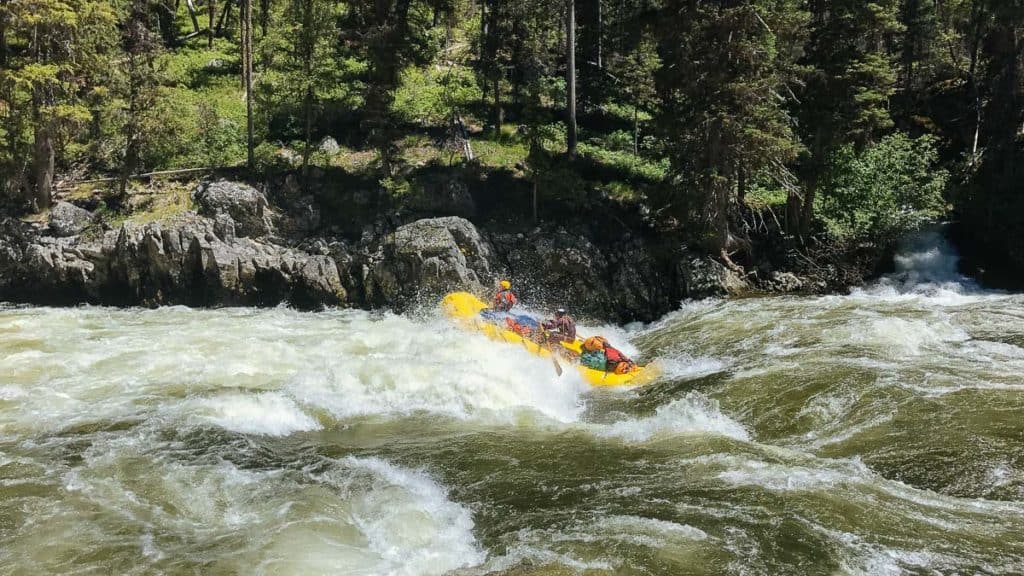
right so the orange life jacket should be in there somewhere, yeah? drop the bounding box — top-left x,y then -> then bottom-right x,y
494,289 -> 516,311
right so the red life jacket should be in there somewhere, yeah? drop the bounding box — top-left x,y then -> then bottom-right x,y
604,346 -> 628,364
494,289 -> 516,311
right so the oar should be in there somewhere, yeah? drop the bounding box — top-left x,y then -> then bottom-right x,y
493,314 -> 562,377
539,324 -> 563,377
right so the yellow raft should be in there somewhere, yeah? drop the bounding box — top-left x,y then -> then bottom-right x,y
441,292 -> 660,387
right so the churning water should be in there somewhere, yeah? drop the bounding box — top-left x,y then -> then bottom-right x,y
3,230 -> 1024,575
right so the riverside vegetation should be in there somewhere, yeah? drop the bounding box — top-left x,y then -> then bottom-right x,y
0,0 -> 1021,312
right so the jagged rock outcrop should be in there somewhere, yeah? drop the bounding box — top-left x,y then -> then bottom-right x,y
0,209 -> 343,309
0,180 -> 754,320
491,227 -> 745,322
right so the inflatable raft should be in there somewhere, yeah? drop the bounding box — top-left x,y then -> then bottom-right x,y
441,292 -> 660,387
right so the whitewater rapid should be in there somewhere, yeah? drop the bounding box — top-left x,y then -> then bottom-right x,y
3,228 -> 1024,575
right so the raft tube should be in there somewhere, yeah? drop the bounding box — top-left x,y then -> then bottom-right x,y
441,292 -> 660,387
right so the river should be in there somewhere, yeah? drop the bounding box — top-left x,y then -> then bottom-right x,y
2,230 -> 1024,575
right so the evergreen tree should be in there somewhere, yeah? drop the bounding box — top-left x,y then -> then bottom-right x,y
656,0 -> 807,259
117,0 -> 165,204
790,0 -> 902,237
0,0 -> 117,211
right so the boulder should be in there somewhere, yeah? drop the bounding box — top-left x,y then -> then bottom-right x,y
194,180 -> 273,238
365,216 -> 494,308
770,271 -> 804,293
679,255 -> 748,298
48,202 -> 93,237
318,136 -> 340,155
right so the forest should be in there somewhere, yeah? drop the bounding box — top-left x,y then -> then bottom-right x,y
0,0 -> 1021,279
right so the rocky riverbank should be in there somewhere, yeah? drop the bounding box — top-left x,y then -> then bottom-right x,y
0,180 -> 882,322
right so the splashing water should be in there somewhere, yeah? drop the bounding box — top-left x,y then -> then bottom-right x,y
3,230 -> 1024,574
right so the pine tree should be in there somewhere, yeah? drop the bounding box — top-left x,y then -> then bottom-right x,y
1,0 -> 117,211
790,0 -> 902,237
117,0 -> 164,205
656,0 -> 807,259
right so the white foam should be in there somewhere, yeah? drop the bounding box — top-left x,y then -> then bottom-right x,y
656,354 -> 729,380
190,392 -> 321,436
284,325 -> 586,425
0,306 -> 588,436
595,393 -> 749,443
852,226 -> 1001,305
59,439 -> 484,576
592,515 -> 708,544
337,456 -> 485,575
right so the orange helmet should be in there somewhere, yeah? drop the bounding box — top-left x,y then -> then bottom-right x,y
500,280 -> 511,289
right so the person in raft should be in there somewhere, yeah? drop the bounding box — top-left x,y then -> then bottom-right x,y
541,308 -> 576,343
581,336 -> 636,374
493,279 -> 517,312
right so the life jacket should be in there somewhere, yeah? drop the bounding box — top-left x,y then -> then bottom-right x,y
604,345 -> 634,374
494,289 -> 516,311
604,346 -> 627,364
505,316 -> 532,336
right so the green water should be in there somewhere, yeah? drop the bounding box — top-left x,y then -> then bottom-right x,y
2,233 -> 1023,575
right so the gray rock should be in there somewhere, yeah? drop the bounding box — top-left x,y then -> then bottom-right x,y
771,271 -> 804,292
0,209 -> 344,310
679,256 -> 748,299
48,202 -> 93,237
194,180 -> 273,238
365,216 -> 494,308
318,136 -> 340,155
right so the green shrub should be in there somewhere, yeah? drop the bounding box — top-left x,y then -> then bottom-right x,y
392,65 -> 482,126
817,133 -> 948,242
577,142 -> 668,182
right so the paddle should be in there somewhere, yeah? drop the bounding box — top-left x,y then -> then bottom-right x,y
538,324 -> 564,377
490,313 -> 562,377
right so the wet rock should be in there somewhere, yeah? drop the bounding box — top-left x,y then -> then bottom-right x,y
48,202 -> 93,237
194,180 -> 273,238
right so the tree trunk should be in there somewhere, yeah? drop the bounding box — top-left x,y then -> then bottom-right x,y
208,0 -> 215,48
968,0 -> 984,161
595,0 -> 601,69
491,74 -> 502,130
216,0 -> 231,35
532,178 -> 538,223
800,177 -> 817,239
242,0 -> 254,169
785,190 -> 801,236
479,0 -> 488,85
31,121 -> 54,212
301,0 -> 313,188
900,0 -> 918,98
259,0 -> 269,36
119,56 -> 140,206
1,0 -> 9,68
566,0 -> 577,158
633,100 -> 639,155
186,0 -> 201,32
